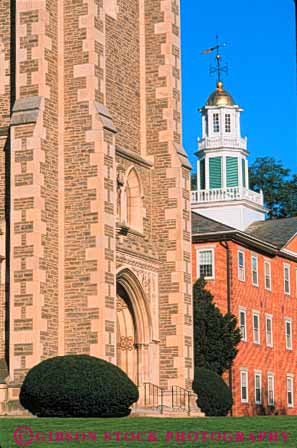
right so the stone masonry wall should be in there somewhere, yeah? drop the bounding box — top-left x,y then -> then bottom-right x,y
9,0 -> 59,383
0,0 -> 11,365
144,0 -> 193,390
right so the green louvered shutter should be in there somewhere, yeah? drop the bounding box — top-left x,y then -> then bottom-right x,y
209,157 -> 222,189
226,157 -> 239,187
200,159 -> 205,190
242,159 -> 246,187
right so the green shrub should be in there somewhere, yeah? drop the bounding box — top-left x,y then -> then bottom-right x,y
193,367 -> 232,416
20,355 -> 139,417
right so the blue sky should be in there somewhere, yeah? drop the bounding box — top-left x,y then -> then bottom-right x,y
181,0 -> 297,175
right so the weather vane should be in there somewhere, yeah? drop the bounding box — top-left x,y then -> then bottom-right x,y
201,35 -> 229,83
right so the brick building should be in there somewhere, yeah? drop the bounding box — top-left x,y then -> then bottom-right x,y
0,0 -> 198,414
191,82 -> 297,416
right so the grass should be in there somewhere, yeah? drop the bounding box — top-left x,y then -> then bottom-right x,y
0,416 -> 296,448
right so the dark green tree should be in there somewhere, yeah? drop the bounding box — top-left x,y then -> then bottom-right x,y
249,157 -> 297,218
193,278 -> 241,376
280,174 -> 297,218
191,173 -> 197,191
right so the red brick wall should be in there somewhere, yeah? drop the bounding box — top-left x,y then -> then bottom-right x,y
192,240 -> 297,416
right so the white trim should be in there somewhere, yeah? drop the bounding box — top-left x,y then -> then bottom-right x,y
254,371 -> 262,405
238,249 -> 245,282
196,247 -> 215,280
240,369 -> 249,403
285,318 -> 293,350
251,255 -> 259,287
252,311 -> 260,345
239,307 -> 247,342
264,260 -> 272,291
287,374 -> 294,408
267,373 -> 275,406
284,263 -> 291,295
265,314 -> 273,348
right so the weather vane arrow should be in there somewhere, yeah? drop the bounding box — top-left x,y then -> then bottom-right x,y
201,36 -> 229,83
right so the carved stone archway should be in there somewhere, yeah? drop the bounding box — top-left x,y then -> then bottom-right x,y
116,268 -> 152,389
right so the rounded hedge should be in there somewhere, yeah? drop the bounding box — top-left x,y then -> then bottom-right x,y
193,368 -> 233,416
20,355 -> 139,417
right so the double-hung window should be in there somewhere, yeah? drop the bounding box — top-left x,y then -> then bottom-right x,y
239,308 -> 247,342
285,319 -> 293,350
267,373 -> 275,406
238,250 -> 245,281
265,315 -> 273,347
197,249 -> 214,279
251,255 -> 258,286
240,369 -> 248,403
255,371 -> 262,405
287,375 -> 294,408
284,264 -> 291,295
225,114 -> 231,132
264,260 -> 271,291
253,312 -> 260,344
213,113 -> 220,133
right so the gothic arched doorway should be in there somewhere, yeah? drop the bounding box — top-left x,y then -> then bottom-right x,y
116,268 -> 152,389
116,283 -> 138,385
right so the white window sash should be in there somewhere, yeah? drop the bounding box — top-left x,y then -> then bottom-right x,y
287,376 -> 294,407
238,251 -> 245,281
251,256 -> 258,286
264,261 -> 271,290
197,249 -> 215,279
285,320 -> 292,350
267,374 -> 275,406
240,370 -> 248,403
284,265 -> 291,295
253,313 -> 260,344
255,372 -> 262,404
266,316 -> 273,347
239,309 -> 247,341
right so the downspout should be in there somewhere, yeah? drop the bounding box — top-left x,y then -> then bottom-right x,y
220,241 -> 233,416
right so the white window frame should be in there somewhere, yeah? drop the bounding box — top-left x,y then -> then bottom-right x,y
197,248 -> 215,280
287,374 -> 294,408
254,371 -> 262,405
213,113 -> 220,133
238,250 -> 245,282
267,373 -> 275,406
284,264 -> 291,295
264,260 -> 272,291
285,318 -> 293,350
240,369 -> 248,403
225,113 -> 231,133
265,314 -> 273,348
239,308 -> 247,342
251,255 -> 259,287
252,311 -> 260,345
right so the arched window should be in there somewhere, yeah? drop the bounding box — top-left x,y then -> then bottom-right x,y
125,167 -> 143,232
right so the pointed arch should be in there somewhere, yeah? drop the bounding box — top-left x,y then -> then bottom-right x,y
116,267 -> 152,345
124,166 -> 144,232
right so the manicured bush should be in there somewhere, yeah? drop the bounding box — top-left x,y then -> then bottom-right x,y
20,355 -> 139,417
193,367 -> 233,416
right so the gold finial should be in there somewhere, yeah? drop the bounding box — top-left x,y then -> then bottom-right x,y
217,81 -> 224,91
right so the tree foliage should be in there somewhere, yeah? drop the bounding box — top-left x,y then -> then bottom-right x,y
20,355 -> 139,417
193,278 -> 241,376
193,368 -> 233,416
249,157 -> 297,218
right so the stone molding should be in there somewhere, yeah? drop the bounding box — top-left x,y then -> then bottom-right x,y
11,96 -> 43,126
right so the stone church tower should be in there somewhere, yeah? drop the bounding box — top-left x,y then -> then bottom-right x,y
0,0 -> 194,412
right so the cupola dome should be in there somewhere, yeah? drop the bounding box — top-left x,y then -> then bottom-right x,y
206,81 -> 235,107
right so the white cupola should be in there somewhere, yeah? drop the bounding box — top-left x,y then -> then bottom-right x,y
191,81 -> 267,230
